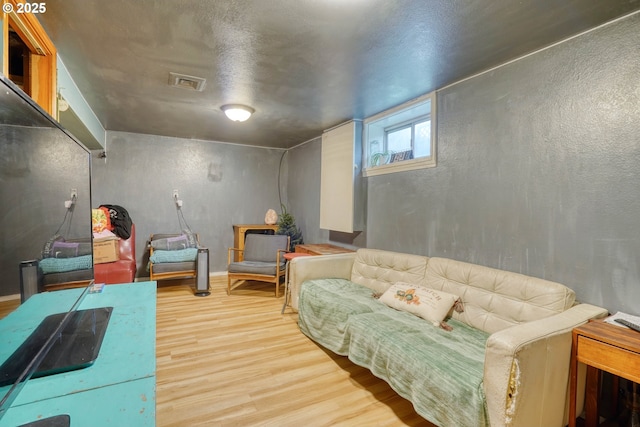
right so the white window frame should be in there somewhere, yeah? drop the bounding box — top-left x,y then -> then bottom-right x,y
363,92 -> 436,177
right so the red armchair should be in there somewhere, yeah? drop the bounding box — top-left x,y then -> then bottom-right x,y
94,223 -> 137,284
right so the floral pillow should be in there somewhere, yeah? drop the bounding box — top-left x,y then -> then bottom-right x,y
92,208 -> 112,233
378,282 -> 461,327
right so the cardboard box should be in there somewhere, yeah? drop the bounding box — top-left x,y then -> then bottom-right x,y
93,239 -> 119,264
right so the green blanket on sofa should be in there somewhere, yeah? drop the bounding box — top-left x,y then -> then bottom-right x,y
298,278 -> 490,427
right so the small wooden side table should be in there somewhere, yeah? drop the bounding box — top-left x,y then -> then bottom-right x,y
569,319 -> 640,427
295,243 -> 355,255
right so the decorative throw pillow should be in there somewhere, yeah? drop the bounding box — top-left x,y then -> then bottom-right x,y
92,208 -> 111,233
42,236 -> 92,258
151,235 -> 188,251
42,234 -> 64,258
181,229 -> 198,248
379,282 -> 460,326
151,233 -> 198,250
51,241 -> 92,258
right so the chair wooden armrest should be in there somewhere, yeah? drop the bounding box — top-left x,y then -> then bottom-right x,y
227,235 -> 290,297
227,247 -> 243,264
276,248 -> 289,264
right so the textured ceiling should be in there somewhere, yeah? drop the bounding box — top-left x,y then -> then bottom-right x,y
37,0 -> 640,149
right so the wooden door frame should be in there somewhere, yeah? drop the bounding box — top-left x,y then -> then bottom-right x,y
2,0 -> 57,118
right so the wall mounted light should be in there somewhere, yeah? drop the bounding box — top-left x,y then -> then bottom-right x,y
57,93 -> 69,112
221,104 -> 254,122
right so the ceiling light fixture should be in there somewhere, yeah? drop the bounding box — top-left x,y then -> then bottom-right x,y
221,104 -> 254,122
57,93 -> 69,112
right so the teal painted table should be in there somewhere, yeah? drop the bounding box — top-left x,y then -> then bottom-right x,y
0,282 -> 156,426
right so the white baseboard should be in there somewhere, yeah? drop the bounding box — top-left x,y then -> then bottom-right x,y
0,293 -> 20,302
0,271 -> 228,299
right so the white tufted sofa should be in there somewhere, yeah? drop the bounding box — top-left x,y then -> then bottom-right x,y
288,248 -> 608,427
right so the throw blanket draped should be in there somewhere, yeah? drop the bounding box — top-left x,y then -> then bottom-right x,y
298,278 -> 490,427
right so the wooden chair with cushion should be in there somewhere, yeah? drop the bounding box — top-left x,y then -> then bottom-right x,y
227,234 -> 290,297
40,224 -> 137,290
149,233 -> 199,282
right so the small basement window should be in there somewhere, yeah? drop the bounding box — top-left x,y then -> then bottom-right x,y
363,92 -> 436,177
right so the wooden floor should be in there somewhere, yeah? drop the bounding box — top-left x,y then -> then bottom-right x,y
1,279 -> 623,426
155,276 -> 433,426
0,278 -> 432,425
0,297 -> 20,319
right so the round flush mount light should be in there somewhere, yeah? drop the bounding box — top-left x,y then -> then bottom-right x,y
57,93 -> 69,112
221,104 -> 255,122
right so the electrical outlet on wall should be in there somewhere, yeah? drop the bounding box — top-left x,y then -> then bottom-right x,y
71,188 -> 78,200
173,189 -> 179,200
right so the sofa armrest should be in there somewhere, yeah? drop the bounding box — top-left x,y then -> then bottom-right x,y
483,303 -> 608,427
288,252 -> 356,311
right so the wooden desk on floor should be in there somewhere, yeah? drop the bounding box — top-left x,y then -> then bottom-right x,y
569,319 -> 640,427
0,282 -> 156,426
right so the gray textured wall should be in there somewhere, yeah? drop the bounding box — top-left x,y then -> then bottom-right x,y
367,14 -> 640,314
287,137 -> 366,249
4,11 -> 637,317
91,132 -> 286,276
0,126 -> 91,296
286,138 -> 329,246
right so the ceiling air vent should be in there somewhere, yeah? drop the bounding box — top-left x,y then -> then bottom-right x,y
168,72 -> 206,92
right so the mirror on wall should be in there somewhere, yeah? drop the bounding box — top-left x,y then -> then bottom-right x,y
0,73 -> 92,297
0,72 -> 92,418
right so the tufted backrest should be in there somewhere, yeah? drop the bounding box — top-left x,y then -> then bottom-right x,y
423,257 -> 576,334
350,248 -> 429,294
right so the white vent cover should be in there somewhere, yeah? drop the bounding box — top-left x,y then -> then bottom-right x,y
168,72 -> 206,92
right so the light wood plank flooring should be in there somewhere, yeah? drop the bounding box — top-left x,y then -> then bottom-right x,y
0,278 -> 433,426
0,297 -> 19,319
156,276 -> 432,427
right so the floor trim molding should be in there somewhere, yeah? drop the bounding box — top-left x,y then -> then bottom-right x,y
0,293 -> 20,302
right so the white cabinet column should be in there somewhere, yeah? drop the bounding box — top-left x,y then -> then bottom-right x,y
320,120 -> 364,233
